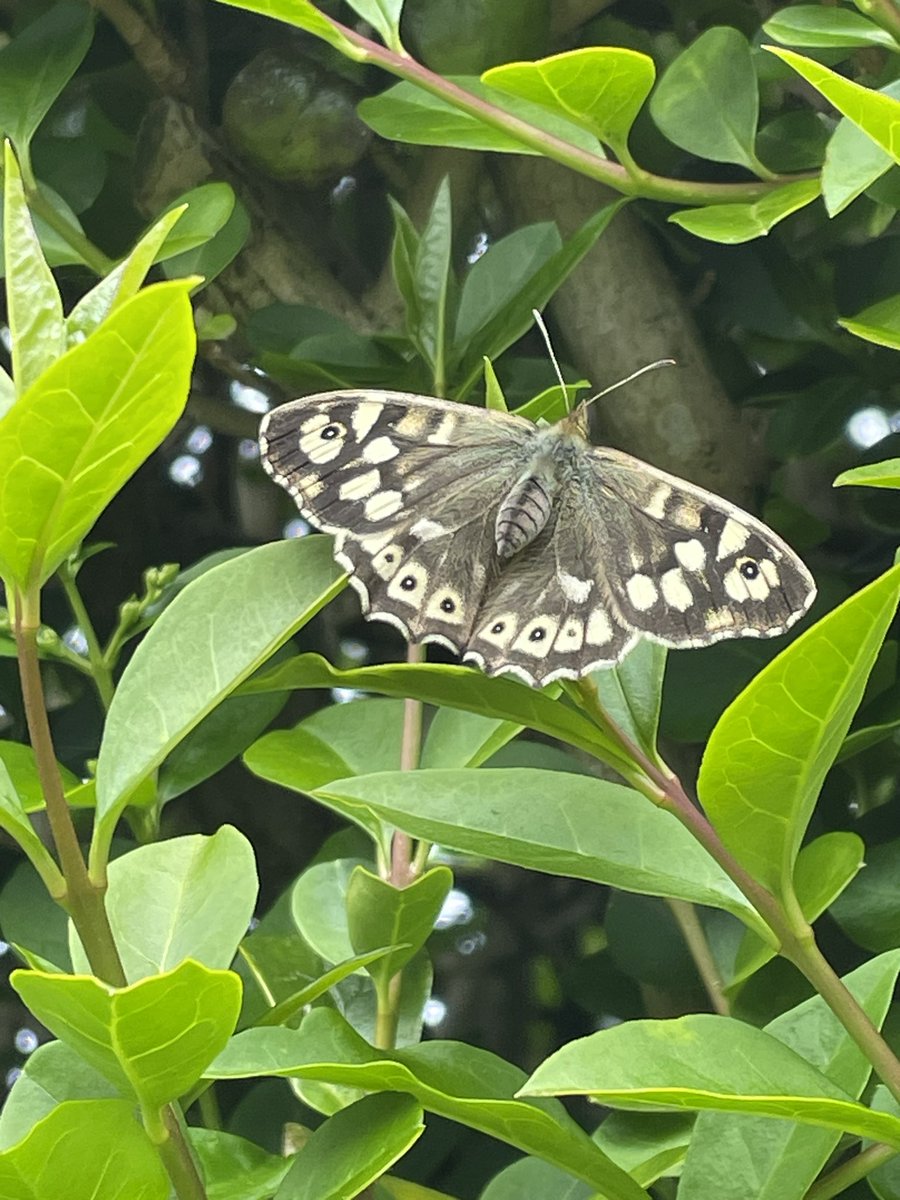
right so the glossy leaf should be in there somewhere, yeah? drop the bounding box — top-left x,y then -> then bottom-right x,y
767,46 -> 900,162
0,3 -> 95,152
70,827 -> 258,982
155,183 -> 235,260
211,0 -> 364,59
276,1093 -> 424,1200
0,279 -> 196,591
668,180 -> 821,245
835,457 -> 900,488
190,1128 -> 293,1200
347,865 -> 452,987
3,143 -> 64,395
651,28 -> 764,172
679,952 -> 900,1200
0,757 -> 62,885
590,639 -> 667,759
12,960 -> 242,1115
94,538 -> 345,862
413,178 -> 452,377
312,768 -> 766,933
483,47 -> 655,152
344,0 -> 404,52
293,858 -> 366,965
831,840 -> 900,952
839,296 -> 900,353
455,222 -> 560,348
522,1012 -> 900,1146
699,563 -> 900,894
821,81 -> 900,216
0,1099 -> 168,1200
0,1041 -> 117,1150
208,1007 -> 650,1200
763,6 -> 898,52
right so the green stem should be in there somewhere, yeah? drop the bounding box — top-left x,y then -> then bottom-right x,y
153,1105 -> 208,1200
374,972 -> 403,1050
326,16 -> 816,206
666,899 -> 729,1015
20,165 -> 113,277
58,567 -> 115,710
806,1142 -> 897,1200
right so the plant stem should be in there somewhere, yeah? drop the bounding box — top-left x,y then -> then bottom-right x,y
667,899 -> 729,1015
805,1142 -> 897,1200
20,168 -> 113,277
58,567 -> 115,710
154,1105 -> 208,1200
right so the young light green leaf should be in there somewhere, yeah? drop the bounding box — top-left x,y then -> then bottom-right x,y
343,0 -> 404,53
0,1099 -> 168,1200
679,952 -> 900,1200
766,45 -> 900,161
312,769 -> 767,933
668,180 -> 821,244
763,5 -> 899,52
482,357 -> 508,412
821,84 -> 900,216
278,1093 -> 424,1200
590,639 -> 667,759
208,1007 -> 650,1200
838,295 -> 900,353
347,865 -> 452,988
651,28 -> 766,173
0,279 -> 196,591
210,0 -> 364,59
0,759 -> 61,891
521,1012 -> 900,1146
0,3 -> 95,152
699,563 -> 900,894
0,1041 -> 118,1151
94,538 -> 345,864
835,457 -> 900,488
70,828 -> 258,982
3,143 -> 64,395
483,47 -> 655,153
12,960 -> 242,1116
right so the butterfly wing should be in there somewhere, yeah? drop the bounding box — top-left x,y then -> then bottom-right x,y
259,390 -> 538,648
580,446 -> 817,647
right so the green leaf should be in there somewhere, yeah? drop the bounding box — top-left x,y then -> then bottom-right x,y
0,1041 -> 117,1150
420,704 -> 521,769
162,197 -> 250,291
0,279 -> 196,591
0,1099 -> 168,1200
482,357 -> 507,411
821,83 -> 900,216
650,28 -> 765,173
763,5 -> 899,52
591,639 -> 667,759
835,457 -> 900,487
3,143 -> 64,395
594,1113 -> 693,1189
94,538 -> 345,863
190,1128 -> 293,1200
0,367 -> 13,418
0,759 -> 60,887
276,1093 -> 424,1200
483,47 -> 655,153
668,180 -> 821,244
358,77 -> 605,156
155,183 -> 235,260
312,769 -> 767,932
210,0 -> 364,59
254,947 -> 402,1029
521,1012 -> 900,1146
347,865 -> 452,988
766,45 -> 900,161
698,563 -> 900,895
70,828 -> 258,982
343,0 -> 404,53
12,960 -> 242,1117
208,1008 -> 650,1200
238,653 -> 636,777
293,858 -> 367,965
0,3 -> 95,152
413,178 -> 452,380
455,223 -> 561,348
831,840 -> 900,952
679,951 -> 900,1200
839,295 -> 900,352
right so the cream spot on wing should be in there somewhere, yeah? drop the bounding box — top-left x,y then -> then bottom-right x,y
351,401 -> 384,439
395,410 -> 429,437
554,617 -> 584,651
479,613 -> 517,648
296,474 -> 324,500
362,435 -> 400,464
425,588 -> 466,626
660,568 -> 693,612
410,517 -> 449,540
299,414 -> 346,464
706,607 -> 737,631
427,412 -> 457,445
643,484 -> 671,520
512,616 -> 559,658
586,608 -> 614,646
717,517 -> 750,560
724,568 -> 750,602
370,542 -> 404,580
629,548 -> 645,571
626,573 -> 659,612
760,558 -> 780,587
675,539 -> 707,572
672,502 -> 703,530
736,559 -> 772,600
558,571 -> 593,604
338,469 -> 380,501
387,562 -> 428,606
364,490 -> 404,521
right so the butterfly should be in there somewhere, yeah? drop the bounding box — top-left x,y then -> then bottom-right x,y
259,390 -> 816,687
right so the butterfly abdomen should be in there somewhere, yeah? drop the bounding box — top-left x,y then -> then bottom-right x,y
495,460 -> 557,560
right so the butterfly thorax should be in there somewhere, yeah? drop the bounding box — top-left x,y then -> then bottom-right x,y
494,424 -> 586,560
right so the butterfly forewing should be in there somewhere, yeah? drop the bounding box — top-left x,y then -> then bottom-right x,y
259,389 -> 816,687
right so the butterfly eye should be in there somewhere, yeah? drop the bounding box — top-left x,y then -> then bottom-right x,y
738,558 -> 760,580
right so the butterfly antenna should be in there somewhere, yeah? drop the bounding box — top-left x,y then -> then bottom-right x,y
583,358 -> 677,409
531,308 -> 571,409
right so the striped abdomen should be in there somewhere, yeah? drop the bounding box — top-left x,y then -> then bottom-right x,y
495,467 -> 556,559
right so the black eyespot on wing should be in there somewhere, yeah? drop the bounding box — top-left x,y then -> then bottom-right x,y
440,597 -> 456,613
400,575 -> 417,591
740,560 -> 760,580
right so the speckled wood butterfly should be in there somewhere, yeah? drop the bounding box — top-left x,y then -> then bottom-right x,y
259,389 -> 816,686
